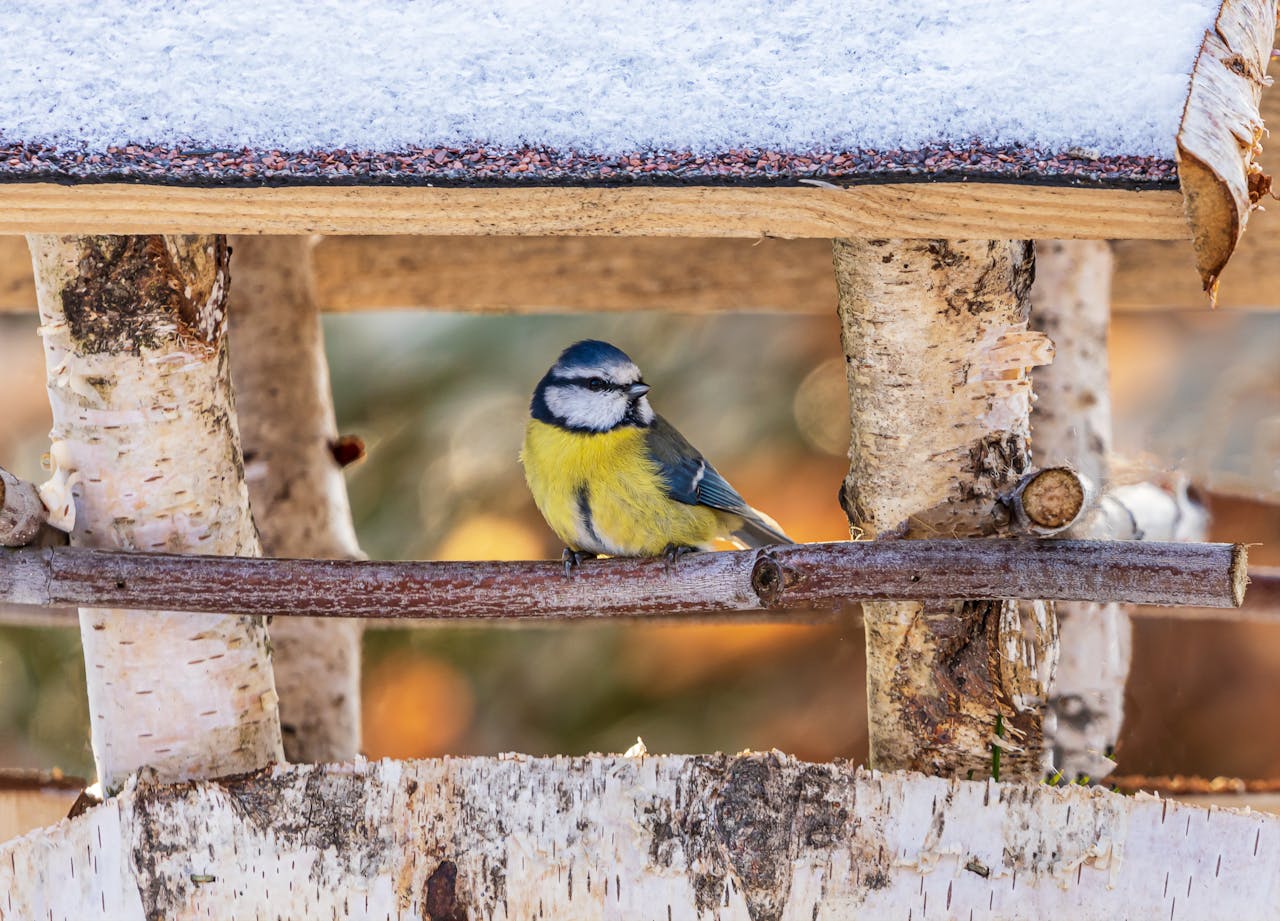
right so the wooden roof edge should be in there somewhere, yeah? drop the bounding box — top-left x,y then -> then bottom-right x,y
1176,0 -> 1278,294
0,181 -> 1187,239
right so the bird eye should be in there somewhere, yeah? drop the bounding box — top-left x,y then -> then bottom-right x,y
586,378 -> 607,392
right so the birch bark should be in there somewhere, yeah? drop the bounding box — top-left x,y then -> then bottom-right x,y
26,234 -> 282,793
1,754 -> 1276,921
1030,240 -> 1122,780
833,239 -> 1057,780
227,235 -> 363,763
1031,240 -> 1208,780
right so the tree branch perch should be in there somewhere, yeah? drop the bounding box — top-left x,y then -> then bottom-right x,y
0,540 -> 1247,620
3,564 -> 1273,630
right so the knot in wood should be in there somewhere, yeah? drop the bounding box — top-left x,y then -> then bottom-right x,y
750,554 -> 785,606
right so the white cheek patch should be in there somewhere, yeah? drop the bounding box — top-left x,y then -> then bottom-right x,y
634,396 -> 654,425
545,385 -> 628,431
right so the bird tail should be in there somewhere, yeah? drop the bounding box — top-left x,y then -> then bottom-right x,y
730,506 -> 794,548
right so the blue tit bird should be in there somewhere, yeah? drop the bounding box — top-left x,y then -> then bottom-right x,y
521,340 -> 793,568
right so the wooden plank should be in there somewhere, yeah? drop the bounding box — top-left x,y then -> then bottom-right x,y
0,182 -> 1187,238
3,229 -> 1279,314
309,235 -> 839,313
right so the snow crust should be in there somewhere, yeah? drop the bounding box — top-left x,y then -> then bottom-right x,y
2,1 -> 1219,158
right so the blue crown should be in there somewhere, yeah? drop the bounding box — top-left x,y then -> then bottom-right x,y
556,339 -> 634,369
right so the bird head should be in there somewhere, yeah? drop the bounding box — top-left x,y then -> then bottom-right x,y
531,340 -> 654,432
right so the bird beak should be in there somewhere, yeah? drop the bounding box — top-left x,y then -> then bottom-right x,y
627,382 -> 651,398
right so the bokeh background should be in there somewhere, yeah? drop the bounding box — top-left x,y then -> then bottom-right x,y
0,276 -> 1277,781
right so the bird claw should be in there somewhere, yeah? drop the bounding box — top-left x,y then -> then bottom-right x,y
662,544 -> 698,564
562,548 -> 597,578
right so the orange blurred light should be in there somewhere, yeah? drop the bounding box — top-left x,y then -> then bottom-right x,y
434,513 -> 546,561
621,622 -> 819,693
362,654 -> 475,759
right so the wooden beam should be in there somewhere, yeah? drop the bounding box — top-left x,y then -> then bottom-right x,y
307,235 -> 841,313
0,540 -> 1249,619
4,231 -> 1280,320
0,182 -> 1187,238
6,232 -> 1277,316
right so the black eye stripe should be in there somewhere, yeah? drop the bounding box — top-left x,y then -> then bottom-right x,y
550,375 -> 623,392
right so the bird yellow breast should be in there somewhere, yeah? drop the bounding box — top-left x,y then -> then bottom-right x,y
521,419 -> 729,556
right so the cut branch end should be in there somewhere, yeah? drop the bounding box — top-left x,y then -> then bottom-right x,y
0,467 -> 51,548
1008,466 -> 1090,535
1231,543 -> 1251,607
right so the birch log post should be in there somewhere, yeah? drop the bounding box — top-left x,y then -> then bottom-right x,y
1030,240 -> 1209,780
2,753 -> 1278,921
26,234 -> 283,793
227,235 -> 363,763
833,239 -> 1056,780
1030,240 -> 1125,781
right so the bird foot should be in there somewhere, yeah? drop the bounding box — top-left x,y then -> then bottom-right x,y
662,544 -> 698,564
562,548 -> 598,578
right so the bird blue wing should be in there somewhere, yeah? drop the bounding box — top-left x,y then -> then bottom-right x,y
646,415 -> 792,546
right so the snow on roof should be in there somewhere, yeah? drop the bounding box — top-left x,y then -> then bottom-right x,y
1,1 -> 1221,185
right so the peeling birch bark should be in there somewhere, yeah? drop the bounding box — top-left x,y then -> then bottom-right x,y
0,467 -> 48,547
833,239 -> 1056,780
26,234 -> 282,793
2,754 -> 1278,921
1031,241 -> 1208,780
1176,0 -> 1276,292
228,235 -> 363,764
